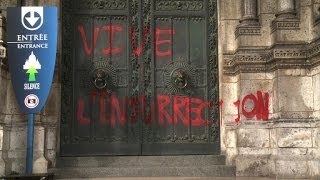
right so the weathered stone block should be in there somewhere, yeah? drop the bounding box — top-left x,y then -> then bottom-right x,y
313,73 -> 320,112
34,126 -> 45,151
259,0 -> 276,14
41,115 -> 58,124
308,160 -> 320,177
236,33 -> 265,48
310,65 -> 320,76
220,0 -> 241,20
46,127 -> 57,150
276,147 -> 309,156
225,148 -> 237,165
308,148 -> 320,159
223,20 -> 239,52
277,128 -> 312,148
270,128 -> 277,148
225,128 -> 236,148
314,126 -> 320,147
237,128 -> 270,148
0,126 -> 5,176
279,68 -> 308,76
6,83 -> 21,114
276,160 -> 308,178
272,78 -> 279,119
0,74 -> 7,114
314,111 -> 320,119
278,76 -> 313,113
221,83 -> 239,115
0,155 -> 5,176
45,149 -> 56,167
223,114 -> 239,124
240,79 -> 272,98
33,156 -> 48,174
238,147 -> 271,155
240,73 -> 266,80
299,6 -> 313,38
236,155 -> 275,177
222,74 -> 240,83
9,127 -> 26,150
10,158 -> 25,174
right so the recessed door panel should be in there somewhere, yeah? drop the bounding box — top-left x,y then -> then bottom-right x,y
61,0 -> 219,156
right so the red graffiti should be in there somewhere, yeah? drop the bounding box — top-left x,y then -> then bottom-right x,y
78,26 -> 100,56
229,91 -> 269,124
101,25 -> 123,55
76,98 -> 90,126
76,93 -> 212,127
233,100 -> 240,124
241,91 -> 269,121
218,91 -> 270,125
130,26 -> 150,56
77,25 -> 176,57
155,29 -> 176,57
158,95 -> 173,125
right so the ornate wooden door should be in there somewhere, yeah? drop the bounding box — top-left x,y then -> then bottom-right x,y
61,0 -> 219,156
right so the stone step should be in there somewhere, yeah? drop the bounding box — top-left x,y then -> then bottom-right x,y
51,165 -> 236,178
56,155 -> 227,168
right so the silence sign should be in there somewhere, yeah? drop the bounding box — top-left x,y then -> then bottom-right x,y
7,6 -> 58,113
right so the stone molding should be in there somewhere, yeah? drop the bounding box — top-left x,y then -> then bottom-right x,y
235,25 -> 261,38
271,19 -> 300,33
224,118 -> 320,130
224,40 -> 320,75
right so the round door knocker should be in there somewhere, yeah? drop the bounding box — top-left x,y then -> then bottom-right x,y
164,59 -> 196,95
171,69 -> 188,89
92,69 -> 108,90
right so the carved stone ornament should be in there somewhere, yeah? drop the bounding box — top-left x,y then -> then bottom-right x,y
224,41 -> 320,75
164,59 -> 196,96
271,19 -> 300,33
74,0 -> 127,10
235,26 -> 261,38
90,60 -> 117,93
155,0 -> 204,11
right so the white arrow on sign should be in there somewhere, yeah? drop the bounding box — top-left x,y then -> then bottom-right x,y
25,11 -> 39,27
21,7 -> 43,31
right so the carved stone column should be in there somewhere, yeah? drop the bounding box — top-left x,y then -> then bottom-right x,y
313,3 -> 320,40
271,0 -> 300,45
235,0 -> 261,46
231,0 -> 262,73
239,0 -> 259,26
276,0 -> 296,19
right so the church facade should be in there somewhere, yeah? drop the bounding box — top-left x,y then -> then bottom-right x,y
0,0 -> 319,178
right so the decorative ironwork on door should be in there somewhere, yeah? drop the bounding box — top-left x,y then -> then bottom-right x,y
61,0 -> 219,156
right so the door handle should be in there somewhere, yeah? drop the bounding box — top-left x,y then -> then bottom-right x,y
171,69 -> 188,89
92,69 -> 108,90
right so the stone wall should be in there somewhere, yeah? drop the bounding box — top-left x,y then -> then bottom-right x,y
220,0 -> 320,178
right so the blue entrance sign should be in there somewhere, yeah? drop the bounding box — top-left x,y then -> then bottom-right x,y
7,7 -> 58,113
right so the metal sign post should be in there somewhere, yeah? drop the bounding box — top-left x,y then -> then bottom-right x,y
6,6 -> 58,175
26,113 -> 34,174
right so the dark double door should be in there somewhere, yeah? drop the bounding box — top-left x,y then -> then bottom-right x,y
60,0 -> 219,156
